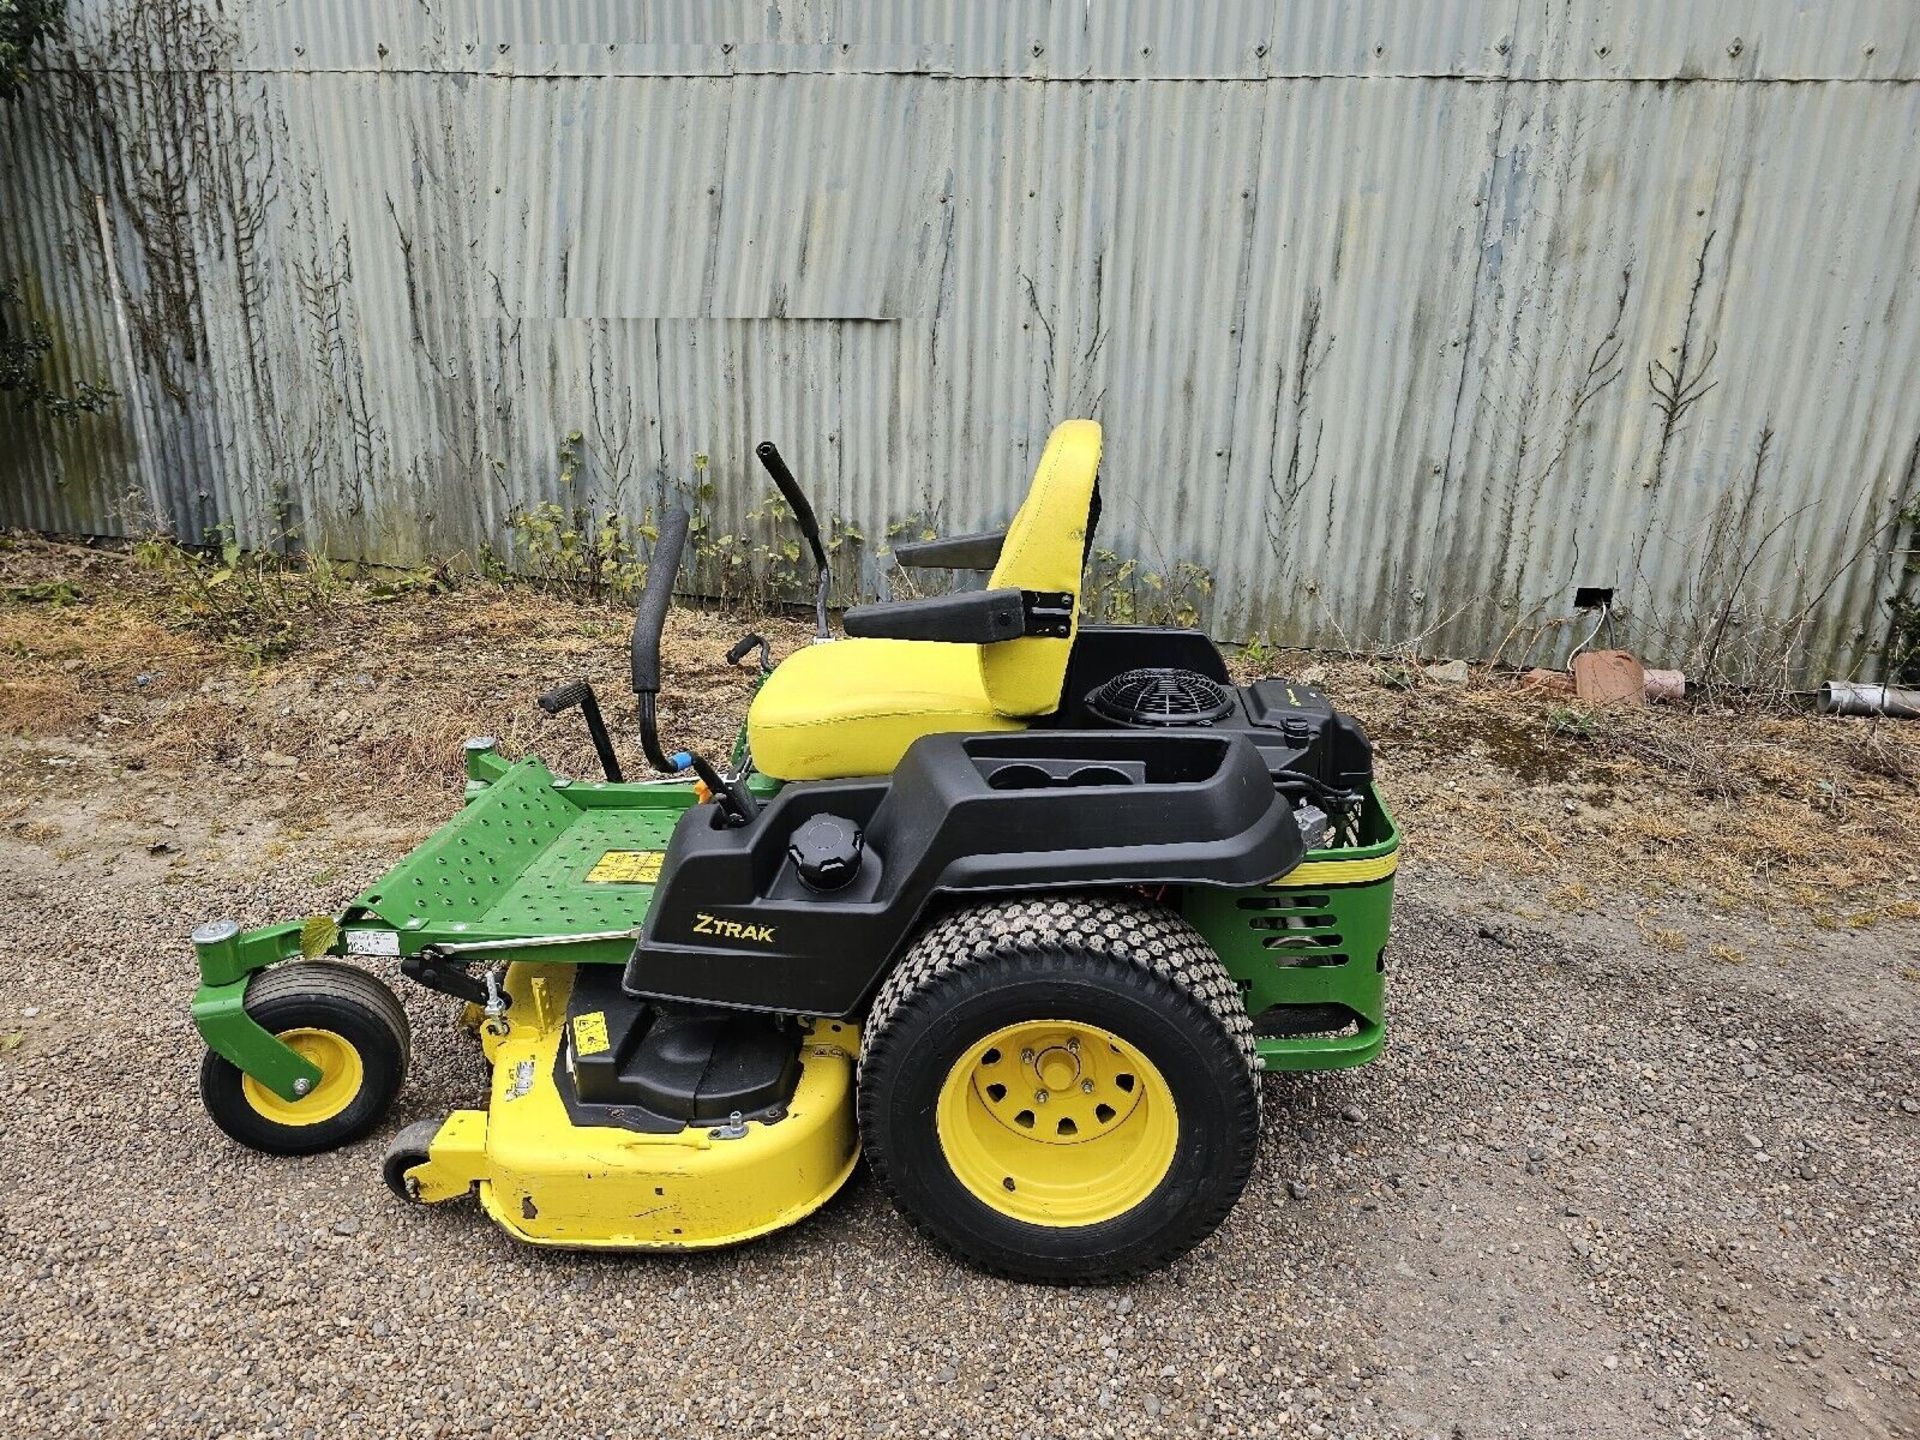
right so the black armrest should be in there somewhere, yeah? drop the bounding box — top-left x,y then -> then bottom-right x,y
891,529 -> 1007,570
842,588 -> 1073,644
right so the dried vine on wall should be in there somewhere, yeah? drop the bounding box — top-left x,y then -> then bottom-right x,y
1,0 -> 116,419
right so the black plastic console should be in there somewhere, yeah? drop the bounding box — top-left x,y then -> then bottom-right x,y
558,965 -> 801,1134
624,729 -> 1302,1018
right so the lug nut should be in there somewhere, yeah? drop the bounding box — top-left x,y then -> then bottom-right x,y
1035,1089 -> 1049,1104
1021,1049 -> 1035,1064
293,1077 -> 312,1096
1081,1079 -> 1095,1094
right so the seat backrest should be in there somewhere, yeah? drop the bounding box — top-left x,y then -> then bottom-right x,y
979,419 -> 1102,716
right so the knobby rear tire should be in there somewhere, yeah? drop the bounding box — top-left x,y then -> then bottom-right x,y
858,893 -> 1260,1282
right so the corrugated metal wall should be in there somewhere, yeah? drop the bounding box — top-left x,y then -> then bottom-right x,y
4,1 -> 1919,677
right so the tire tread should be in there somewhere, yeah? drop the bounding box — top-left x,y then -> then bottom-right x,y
858,891 -> 1260,1281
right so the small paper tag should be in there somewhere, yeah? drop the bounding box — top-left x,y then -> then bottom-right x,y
572,1011 -> 611,1057
343,928 -> 400,957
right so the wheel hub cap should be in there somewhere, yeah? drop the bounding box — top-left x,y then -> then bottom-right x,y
1034,1046 -> 1080,1093
934,1019 -> 1180,1227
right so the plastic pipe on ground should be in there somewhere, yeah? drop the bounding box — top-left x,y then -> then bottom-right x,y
1643,669 -> 1686,702
1817,681 -> 1920,718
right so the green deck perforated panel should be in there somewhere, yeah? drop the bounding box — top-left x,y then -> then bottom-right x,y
481,807 -> 682,932
354,759 -> 692,939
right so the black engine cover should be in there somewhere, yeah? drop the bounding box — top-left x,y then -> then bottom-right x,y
1045,625 -> 1372,791
1237,679 -> 1374,791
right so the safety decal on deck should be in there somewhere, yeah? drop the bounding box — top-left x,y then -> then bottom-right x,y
585,850 -> 664,884
572,1011 -> 611,1057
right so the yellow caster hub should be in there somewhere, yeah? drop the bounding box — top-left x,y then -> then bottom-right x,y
239,1027 -> 365,1126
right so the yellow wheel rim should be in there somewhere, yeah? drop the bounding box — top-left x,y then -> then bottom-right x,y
240,1028 -> 365,1127
935,1019 -> 1179,1227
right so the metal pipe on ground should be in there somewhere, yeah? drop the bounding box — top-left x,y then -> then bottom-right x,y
1817,682 -> 1920,718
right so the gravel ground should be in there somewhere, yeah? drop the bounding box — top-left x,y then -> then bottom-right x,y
1,776 -> 1915,1439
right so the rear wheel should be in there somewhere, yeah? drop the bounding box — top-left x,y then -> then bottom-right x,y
858,894 -> 1260,1282
200,962 -> 410,1155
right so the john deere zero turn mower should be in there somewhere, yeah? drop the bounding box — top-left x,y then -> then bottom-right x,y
189,421 -> 1398,1280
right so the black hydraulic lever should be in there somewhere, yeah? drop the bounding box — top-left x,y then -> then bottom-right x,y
755,440 -> 831,639
536,679 -> 624,782
754,442 -> 827,571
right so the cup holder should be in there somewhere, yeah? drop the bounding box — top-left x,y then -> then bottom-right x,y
982,759 -> 1146,790
986,764 -> 1053,791
1065,765 -> 1133,787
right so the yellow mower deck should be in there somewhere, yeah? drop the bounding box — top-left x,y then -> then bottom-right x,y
402,965 -> 860,1249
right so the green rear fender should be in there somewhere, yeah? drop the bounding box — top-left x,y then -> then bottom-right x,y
1184,786 -> 1400,1072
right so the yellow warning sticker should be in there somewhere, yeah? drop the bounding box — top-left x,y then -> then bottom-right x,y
585,850 -> 664,884
572,1011 -> 611,1057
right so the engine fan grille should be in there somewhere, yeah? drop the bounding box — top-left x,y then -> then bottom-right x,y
1085,667 -> 1236,727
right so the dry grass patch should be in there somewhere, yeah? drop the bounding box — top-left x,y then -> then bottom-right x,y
0,533 -> 811,815
1228,651 -> 1919,925
3,534 -> 1915,927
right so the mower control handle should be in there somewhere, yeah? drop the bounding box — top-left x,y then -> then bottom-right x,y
756,440 -> 832,640
631,503 -> 690,698
754,442 -> 827,573
726,632 -> 773,672
628,504 -> 757,824
536,677 -> 624,783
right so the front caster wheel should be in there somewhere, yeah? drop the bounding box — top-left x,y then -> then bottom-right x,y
382,1118 -> 444,1201
200,961 -> 411,1155
858,894 -> 1261,1283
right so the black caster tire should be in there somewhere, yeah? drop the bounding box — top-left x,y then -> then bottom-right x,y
200,961 -> 411,1156
382,1118 -> 445,1201
858,894 -> 1260,1283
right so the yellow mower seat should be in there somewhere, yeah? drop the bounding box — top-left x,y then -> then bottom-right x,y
748,420 -> 1102,781
743,638 -> 1022,781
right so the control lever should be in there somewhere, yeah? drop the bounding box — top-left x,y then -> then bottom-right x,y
632,504 -> 758,825
536,679 -> 624,783
725,633 -> 773,673
754,441 -> 831,640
